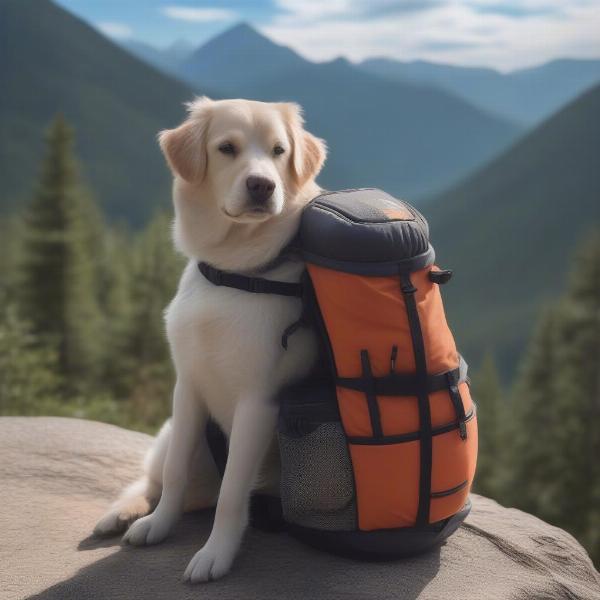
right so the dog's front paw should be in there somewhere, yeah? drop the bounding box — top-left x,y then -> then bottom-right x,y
94,499 -> 150,537
122,514 -> 171,546
183,538 -> 238,583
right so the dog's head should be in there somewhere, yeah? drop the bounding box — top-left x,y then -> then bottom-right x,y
159,98 -> 327,225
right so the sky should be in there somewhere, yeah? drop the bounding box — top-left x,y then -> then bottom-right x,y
55,0 -> 600,71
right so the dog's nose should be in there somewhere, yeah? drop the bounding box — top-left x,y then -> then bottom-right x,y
246,176 -> 275,204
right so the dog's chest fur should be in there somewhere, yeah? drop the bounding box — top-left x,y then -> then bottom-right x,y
165,259 -> 317,434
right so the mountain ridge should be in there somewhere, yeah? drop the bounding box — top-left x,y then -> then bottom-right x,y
359,56 -> 600,125
0,8 -> 521,220
233,53 -> 520,200
427,83 -> 600,375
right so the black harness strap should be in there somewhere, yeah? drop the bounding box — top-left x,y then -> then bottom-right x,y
198,262 -> 303,298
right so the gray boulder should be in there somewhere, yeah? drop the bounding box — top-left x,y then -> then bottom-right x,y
0,416 -> 598,599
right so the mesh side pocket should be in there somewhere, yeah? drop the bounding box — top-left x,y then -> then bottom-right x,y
278,422 -> 356,531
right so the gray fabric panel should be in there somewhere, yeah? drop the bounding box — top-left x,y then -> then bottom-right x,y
301,188 -> 431,267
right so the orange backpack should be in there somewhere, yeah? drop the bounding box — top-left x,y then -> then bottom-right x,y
277,188 -> 478,558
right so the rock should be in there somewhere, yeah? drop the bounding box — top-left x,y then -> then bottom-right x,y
0,416 -> 598,600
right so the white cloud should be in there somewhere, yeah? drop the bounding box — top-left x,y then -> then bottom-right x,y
274,0 -> 437,24
265,0 -> 600,70
96,21 -> 133,40
161,6 -> 237,23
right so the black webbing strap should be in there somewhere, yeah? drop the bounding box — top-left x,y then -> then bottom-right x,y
400,271 -> 432,527
198,262 -> 303,298
360,350 -> 383,438
336,367 -> 461,397
446,369 -> 468,440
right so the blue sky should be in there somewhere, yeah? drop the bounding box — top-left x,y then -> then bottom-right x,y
55,0 -> 600,71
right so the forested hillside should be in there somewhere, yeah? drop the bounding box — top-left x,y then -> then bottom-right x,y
0,0 -> 202,225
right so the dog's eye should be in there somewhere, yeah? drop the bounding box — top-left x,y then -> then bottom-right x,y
273,145 -> 285,156
218,142 -> 236,155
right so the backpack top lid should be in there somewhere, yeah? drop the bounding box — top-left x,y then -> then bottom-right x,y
300,188 -> 434,276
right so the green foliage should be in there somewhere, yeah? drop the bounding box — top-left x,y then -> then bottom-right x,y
0,116 -> 181,433
0,301 -> 61,414
20,116 -> 104,390
471,353 -> 507,499
107,212 -> 182,428
0,214 -> 25,303
507,230 -> 600,564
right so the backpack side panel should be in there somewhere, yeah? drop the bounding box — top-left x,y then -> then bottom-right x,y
307,262 -> 477,530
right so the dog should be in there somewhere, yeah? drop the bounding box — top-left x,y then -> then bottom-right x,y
93,97 -> 327,583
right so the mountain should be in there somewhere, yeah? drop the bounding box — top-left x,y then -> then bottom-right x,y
426,84 -> 600,376
360,57 -> 600,125
234,55 -> 521,200
179,22 -> 308,91
123,39 -> 194,77
0,0 -> 205,225
162,23 -> 522,198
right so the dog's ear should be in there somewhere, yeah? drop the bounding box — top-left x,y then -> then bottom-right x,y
281,103 -> 327,187
158,97 -> 213,183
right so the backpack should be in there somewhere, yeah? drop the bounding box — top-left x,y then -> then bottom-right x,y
202,188 -> 478,559
278,188 -> 477,558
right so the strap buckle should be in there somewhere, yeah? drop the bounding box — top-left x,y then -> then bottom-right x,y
429,269 -> 453,285
247,278 -> 262,293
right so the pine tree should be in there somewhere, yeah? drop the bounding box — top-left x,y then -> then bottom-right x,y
0,215 -> 25,305
507,307 -> 562,515
509,230 -> 600,563
119,212 -> 182,427
0,297 -> 61,415
551,230 -> 600,562
98,224 -> 135,396
20,115 -> 102,391
471,353 -> 506,500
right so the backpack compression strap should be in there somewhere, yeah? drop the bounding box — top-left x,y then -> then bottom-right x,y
198,262 -> 303,298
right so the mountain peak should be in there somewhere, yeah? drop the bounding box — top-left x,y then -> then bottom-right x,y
208,21 -> 268,45
225,21 -> 259,35
179,20 -> 308,91
326,56 -> 352,68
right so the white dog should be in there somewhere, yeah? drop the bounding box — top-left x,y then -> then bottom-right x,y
94,97 -> 327,583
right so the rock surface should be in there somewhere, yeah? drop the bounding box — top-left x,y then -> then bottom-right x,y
0,416 -> 598,600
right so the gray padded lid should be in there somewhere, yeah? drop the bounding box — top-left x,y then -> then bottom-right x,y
300,188 -> 434,275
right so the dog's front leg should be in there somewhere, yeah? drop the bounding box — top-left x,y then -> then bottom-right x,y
124,379 -> 206,546
184,395 -> 278,583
